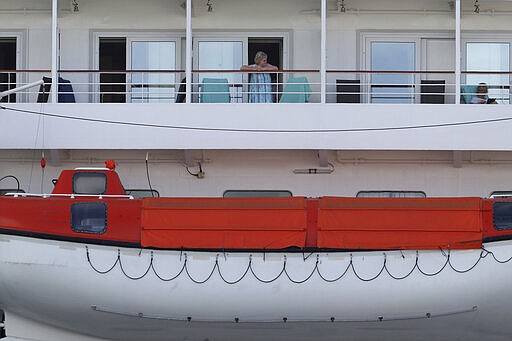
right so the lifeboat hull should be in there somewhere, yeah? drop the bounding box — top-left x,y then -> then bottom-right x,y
1,234 -> 512,340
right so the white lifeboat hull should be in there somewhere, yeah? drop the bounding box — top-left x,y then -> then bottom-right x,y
1,234 -> 512,340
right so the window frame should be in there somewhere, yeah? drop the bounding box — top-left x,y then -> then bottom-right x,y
192,31 -> 290,70
356,190 -> 427,198
70,202 -> 107,235
125,188 -> 160,198
489,191 -> 512,199
127,38 -> 180,103
0,189 -> 25,196
194,37 -> 246,103
369,40 -> 418,104
359,31 -> 454,104
462,33 -> 512,104
223,190 -> 293,198
92,31 -> 182,103
92,30 -> 290,103
493,201 -> 512,231
192,31 -> 290,103
72,172 -> 107,195
0,30 -> 26,103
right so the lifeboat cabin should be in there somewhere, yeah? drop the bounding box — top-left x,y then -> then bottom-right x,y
1,165 -> 512,252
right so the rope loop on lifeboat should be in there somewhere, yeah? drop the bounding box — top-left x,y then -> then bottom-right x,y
84,245 -> 512,284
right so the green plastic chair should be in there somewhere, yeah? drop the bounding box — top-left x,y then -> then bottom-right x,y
200,78 -> 230,103
279,77 -> 312,103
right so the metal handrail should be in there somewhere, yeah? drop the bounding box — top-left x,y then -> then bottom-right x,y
1,69 -> 510,104
2,69 -> 512,74
4,193 -> 134,199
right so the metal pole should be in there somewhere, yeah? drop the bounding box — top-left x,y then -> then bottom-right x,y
185,0 -> 192,103
320,0 -> 327,104
0,80 -> 44,99
455,0 -> 461,104
51,0 -> 58,103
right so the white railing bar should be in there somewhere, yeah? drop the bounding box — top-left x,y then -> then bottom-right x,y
0,80 -> 43,99
5,193 -> 134,199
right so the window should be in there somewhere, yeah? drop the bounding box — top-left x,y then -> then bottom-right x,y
356,191 -> 426,198
131,41 -> 176,103
0,37 -> 17,103
466,42 -> 510,103
0,189 -> 25,196
493,202 -> 512,230
193,33 -> 288,103
197,40 -> 244,102
370,42 -> 416,103
125,189 -> 160,198
72,172 -> 107,195
94,32 -> 180,103
71,202 -> 107,234
490,191 -> 512,199
223,190 -> 292,198
99,37 -> 126,103
361,32 -> 457,104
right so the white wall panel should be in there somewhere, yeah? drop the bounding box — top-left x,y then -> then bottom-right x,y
1,103 -> 511,151
1,149 -> 512,197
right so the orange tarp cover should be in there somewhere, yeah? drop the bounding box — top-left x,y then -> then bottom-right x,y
317,197 -> 483,250
141,197 -> 308,249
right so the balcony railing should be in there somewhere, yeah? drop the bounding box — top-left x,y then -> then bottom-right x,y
1,69 -> 510,105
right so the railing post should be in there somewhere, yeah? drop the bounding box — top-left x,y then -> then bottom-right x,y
185,0 -> 192,104
51,0 -> 59,103
455,0 -> 461,104
320,0 -> 327,104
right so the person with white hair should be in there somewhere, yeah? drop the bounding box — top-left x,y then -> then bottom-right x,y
240,51 -> 278,103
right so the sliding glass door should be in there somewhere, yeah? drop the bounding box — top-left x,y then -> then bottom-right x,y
196,39 -> 245,102
95,33 -> 179,103
370,42 -> 416,103
130,41 -> 176,103
466,42 -> 510,104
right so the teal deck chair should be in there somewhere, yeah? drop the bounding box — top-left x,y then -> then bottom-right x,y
279,77 -> 312,103
200,78 -> 230,103
461,85 -> 487,104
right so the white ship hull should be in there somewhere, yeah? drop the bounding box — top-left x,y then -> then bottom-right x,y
1,234 -> 512,340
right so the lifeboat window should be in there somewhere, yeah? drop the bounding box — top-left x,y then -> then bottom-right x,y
490,191 -> 512,199
223,190 -> 292,198
71,202 -> 107,234
356,191 -> 426,198
73,172 -> 107,195
493,202 -> 512,230
0,188 -> 25,196
125,189 -> 160,198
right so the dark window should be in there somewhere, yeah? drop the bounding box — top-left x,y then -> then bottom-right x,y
493,202 -> 512,230
71,202 -> 107,234
0,37 -> 17,103
1,309 -> 4,337
125,189 -> 160,198
0,189 -> 25,196
356,191 -> 426,198
72,172 -> 107,195
223,190 -> 292,198
99,37 -> 127,103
